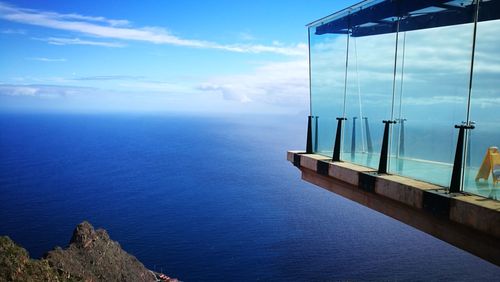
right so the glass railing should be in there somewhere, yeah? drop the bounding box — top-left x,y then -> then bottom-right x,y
307,0 -> 499,199
389,21 -> 474,187
309,22 -> 347,156
343,27 -> 397,169
464,3 -> 500,200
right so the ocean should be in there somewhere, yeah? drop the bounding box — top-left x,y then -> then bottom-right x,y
0,113 -> 498,281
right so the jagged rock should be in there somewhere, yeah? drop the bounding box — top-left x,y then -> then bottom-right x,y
0,236 -> 67,281
0,221 -> 178,282
45,221 -> 156,281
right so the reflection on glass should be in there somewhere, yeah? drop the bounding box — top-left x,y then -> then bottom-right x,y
389,21 -> 474,187
343,31 -> 396,169
464,3 -> 500,199
307,0 -> 499,198
309,24 -> 347,156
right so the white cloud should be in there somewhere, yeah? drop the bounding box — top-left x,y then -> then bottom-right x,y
0,84 -> 38,96
403,95 -> 465,105
198,59 -> 309,106
0,1 -> 306,56
0,63 -> 308,113
471,97 -> 500,108
26,57 -> 66,62
0,28 -> 25,34
198,83 -> 253,103
72,75 -> 144,81
217,43 -> 307,56
0,80 -> 196,99
399,95 -> 500,108
118,81 -> 194,93
35,37 -> 125,47
48,12 -> 130,27
0,84 -> 88,97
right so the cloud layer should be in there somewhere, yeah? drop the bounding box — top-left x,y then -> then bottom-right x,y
198,59 -> 309,105
35,37 -> 125,47
0,84 -> 91,98
25,57 -> 66,62
0,56 -> 311,113
0,1 -> 306,56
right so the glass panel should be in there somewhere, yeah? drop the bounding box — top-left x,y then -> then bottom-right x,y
309,24 -> 348,156
308,0 -> 484,193
464,0 -> 500,200
389,2 -> 476,187
342,30 -> 397,169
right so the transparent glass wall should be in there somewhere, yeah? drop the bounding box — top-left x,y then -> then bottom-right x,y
343,29 -> 397,169
464,0 -> 500,199
309,20 -> 348,156
389,4 -> 476,187
308,0 -> 499,198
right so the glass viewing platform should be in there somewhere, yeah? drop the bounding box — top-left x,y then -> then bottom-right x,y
306,0 -> 500,200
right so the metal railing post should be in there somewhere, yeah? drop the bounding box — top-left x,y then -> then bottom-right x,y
450,123 -> 475,193
333,117 -> 347,161
378,120 -> 396,174
306,115 -> 313,154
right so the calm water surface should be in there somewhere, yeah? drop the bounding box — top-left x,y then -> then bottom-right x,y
0,113 -> 498,281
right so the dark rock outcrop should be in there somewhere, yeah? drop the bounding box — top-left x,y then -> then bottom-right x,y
45,221 -> 157,281
0,221 -> 178,282
0,236 -> 64,281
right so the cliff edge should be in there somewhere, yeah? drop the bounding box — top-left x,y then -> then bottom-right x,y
0,221 -> 178,282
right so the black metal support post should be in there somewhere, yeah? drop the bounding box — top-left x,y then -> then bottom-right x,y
363,117 -> 373,153
450,123 -> 475,193
333,117 -> 347,161
306,115 -> 313,154
378,120 -> 396,174
351,117 -> 357,159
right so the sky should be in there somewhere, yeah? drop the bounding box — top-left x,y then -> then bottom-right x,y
0,0 -> 359,114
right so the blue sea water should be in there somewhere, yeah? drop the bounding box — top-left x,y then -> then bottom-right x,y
0,113 -> 499,281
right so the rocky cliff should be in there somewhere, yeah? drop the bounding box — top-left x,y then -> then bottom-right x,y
0,221 -> 177,282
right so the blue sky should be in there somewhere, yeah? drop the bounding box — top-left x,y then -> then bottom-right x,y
0,0 -> 358,114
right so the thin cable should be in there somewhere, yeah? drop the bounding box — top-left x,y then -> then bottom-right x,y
462,0 -> 481,189
354,36 -> 366,152
342,31 -> 350,118
390,18 -> 400,121
466,1 -> 480,124
387,17 -> 401,171
397,31 -> 406,158
307,28 -> 313,116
